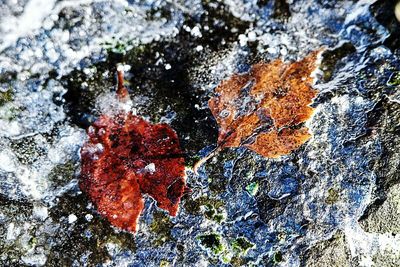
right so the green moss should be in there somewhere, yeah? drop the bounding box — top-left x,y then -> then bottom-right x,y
222,254 -> 232,263
29,237 -> 38,247
0,89 -> 13,106
159,260 -> 170,267
102,38 -> 135,55
183,196 -> 224,214
246,182 -> 259,196
197,233 -> 225,255
105,233 -> 137,253
272,251 -> 283,263
325,188 -> 339,205
183,196 -> 225,223
230,255 -> 246,267
231,237 -> 255,255
203,203 -> 226,223
149,210 -> 174,246
387,72 -> 400,86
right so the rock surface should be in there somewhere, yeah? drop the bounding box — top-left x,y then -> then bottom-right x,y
0,0 -> 399,266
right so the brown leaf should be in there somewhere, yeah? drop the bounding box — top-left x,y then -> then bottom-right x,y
196,50 -> 321,170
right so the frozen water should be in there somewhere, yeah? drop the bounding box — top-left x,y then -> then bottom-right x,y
0,0 -> 399,266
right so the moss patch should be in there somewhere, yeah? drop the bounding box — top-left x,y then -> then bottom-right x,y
149,210 -> 174,246
387,71 -> 400,86
197,233 -> 225,255
0,89 -> 13,106
325,188 -> 339,205
272,251 -> 283,263
246,182 -> 259,196
47,161 -> 76,186
102,38 -> 135,55
183,196 -> 225,223
231,237 -> 255,255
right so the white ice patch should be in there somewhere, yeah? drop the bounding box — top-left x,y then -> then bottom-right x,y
191,26 -> 202,37
95,91 -> 135,116
85,214 -> 93,222
32,205 -> 48,221
21,253 -> 47,266
0,125 -> 85,202
0,0 -> 57,52
145,163 -> 156,174
0,150 -> 16,173
68,214 -> 78,224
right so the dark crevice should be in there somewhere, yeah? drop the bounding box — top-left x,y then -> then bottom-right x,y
371,0 -> 400,51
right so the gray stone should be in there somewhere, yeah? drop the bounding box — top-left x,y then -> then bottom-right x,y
360,183 -> 400,234
301,232 -> 353,267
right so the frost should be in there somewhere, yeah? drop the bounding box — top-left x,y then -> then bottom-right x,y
85,214 -> 93,222
0,0 -> 57,52
190,26 -> 202,38
0,0 -> 398,266
0,150 -> 16,173
195,45 -> 203,51
32,205 -> 48,221
247,31 -> 257,42
6,222 -> 18,240
68,214 -> 77,224
21,254 -> 47,266
145,163 -> 156,174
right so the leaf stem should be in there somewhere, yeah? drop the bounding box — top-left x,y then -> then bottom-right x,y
116,68 -> 129,101
193,146 -> 222,174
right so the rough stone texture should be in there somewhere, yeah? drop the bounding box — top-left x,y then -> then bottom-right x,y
372,251 -> 400,267
301,232 -> 352,267
0,0 -> 400,266
360,183 -> 400,234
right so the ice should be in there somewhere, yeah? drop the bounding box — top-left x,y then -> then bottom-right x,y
0,0 -> 399,266
32,205 -> 48,221
68,214 -> 77,224
145,163 -> 156,174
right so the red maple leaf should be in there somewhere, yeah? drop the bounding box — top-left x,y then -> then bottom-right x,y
80,70 -> 187,233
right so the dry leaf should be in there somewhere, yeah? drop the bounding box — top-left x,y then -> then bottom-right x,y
195,50 -> 321,170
